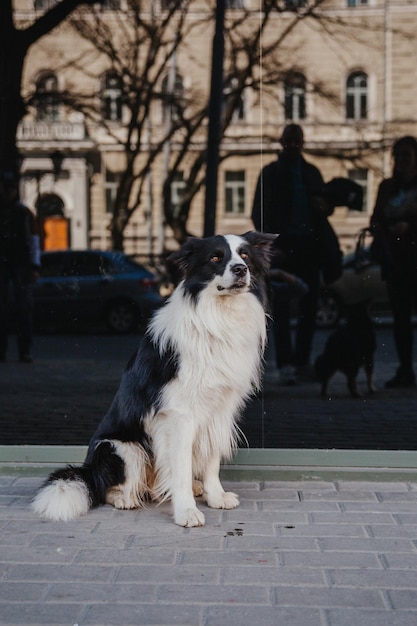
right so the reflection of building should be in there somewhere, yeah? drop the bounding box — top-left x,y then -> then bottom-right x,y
15,0 -> 417,254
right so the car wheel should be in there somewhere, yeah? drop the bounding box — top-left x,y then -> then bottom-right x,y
316,292 -> 341,329
106,301 -> 139,334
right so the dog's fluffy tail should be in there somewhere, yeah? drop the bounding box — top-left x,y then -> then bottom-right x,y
32,441 -> 126,522
32,466 -> 95,521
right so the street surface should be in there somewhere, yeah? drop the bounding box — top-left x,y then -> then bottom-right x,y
0,326 -> 416,449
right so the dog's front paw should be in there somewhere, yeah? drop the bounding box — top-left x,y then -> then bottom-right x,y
206,491 -> 239,510
175,507 -> 205,527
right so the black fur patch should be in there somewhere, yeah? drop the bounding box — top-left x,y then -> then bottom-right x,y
89,333 -> 179,446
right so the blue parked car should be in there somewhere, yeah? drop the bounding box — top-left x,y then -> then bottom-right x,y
33,250 -> 164,333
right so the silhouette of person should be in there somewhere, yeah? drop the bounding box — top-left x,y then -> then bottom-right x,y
370,136 -> 417,388
0,170 -> 40,362
252,124 -> 331,385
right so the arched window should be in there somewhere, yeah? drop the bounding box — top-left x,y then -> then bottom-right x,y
102,72 -> 123,122
346,71 -> 367,120
162,72 -> 184,123
35,72 -> 59,122
101,0 -> 121,8
284,73 -> 306,121
34,0 -> 58,8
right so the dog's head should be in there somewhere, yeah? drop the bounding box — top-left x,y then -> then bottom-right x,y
167,231 -> 277,300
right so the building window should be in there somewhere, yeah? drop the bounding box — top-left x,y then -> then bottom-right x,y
346,72 -> 368,120
35,72 -> 60,122
102,72 -> 123,122
101,0 -> 121,8
105,170 -> 120,214
34,0 -> 58,8
161,1 -> 184,10
347,0 -> 368,6
226,0 -> 244,8
225,171 -> 245,215
284,73 -> 306,121
170,172 -> 186,217
282,0 -> 308,10
162,72 -> 184,123
348,168 -> 368,211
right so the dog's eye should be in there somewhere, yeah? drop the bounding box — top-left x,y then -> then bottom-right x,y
240,252 -> 248,260
210,250 -> 224,263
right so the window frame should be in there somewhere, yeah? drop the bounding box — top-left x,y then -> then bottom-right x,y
224,170 -> 246,216
346,71 -> 368,121
101,71 -> 123,122
35,71 -> 60,122
348,168 -> 368,212
284,73 -> 307,122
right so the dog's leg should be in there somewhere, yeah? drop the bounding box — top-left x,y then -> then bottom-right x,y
320,380 -> 329,397
347,376 -> 361,398
364,360 -> 376,393
167,427 -> 205,528
202,455 -> 239,510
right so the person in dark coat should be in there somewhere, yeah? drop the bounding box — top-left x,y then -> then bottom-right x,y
252,124 -> 334,385
0,170 -> 40,362
370,136 -> 417,388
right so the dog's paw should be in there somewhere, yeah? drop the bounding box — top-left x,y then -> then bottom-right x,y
348,381 -> 361,398
106,488 -> 136,510
192,479 -> 204,497
175,507 -> 205,528
206,491 -> 239,510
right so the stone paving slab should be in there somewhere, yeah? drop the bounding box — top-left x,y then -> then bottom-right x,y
1,475 -> 417,626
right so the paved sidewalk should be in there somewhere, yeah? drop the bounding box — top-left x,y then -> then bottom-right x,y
1,474 -> 417,625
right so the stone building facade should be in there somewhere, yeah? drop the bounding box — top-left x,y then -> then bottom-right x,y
14,0 -> 417,255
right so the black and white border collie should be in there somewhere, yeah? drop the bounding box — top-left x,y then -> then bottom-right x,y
32,231 -> 276,527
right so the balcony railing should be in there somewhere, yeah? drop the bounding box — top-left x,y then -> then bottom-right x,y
17,121 -> 86,142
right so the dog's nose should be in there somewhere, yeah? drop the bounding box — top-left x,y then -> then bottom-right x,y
232,264 -> 248,278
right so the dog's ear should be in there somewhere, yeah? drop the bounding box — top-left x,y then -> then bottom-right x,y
167,237 -> 202,278
241,231 -> 278,270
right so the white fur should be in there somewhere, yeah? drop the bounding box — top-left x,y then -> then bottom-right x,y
32,479 -> 90,522
145,239 -> 266,526
104,441 -> 152,509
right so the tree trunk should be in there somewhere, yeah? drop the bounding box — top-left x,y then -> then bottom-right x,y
0,8 -> 27,172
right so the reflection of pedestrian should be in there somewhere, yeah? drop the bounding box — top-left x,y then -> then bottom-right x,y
0,170 -> 41,363
370,136 -> 417,388
252,124 -> 331,385
269,268 -> 309,303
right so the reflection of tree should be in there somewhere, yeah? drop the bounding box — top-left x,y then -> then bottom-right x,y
63,0 -> 350,249
0,0 -> 103,173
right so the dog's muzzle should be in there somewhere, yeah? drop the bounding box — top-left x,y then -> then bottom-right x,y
216,263 -> 250,292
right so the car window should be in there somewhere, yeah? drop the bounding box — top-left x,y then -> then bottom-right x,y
40,253 -> 71,277
67,253 -> 117,277
112,254 -> 150,274
68,253 -> 101,276
41,252 -> 115,277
